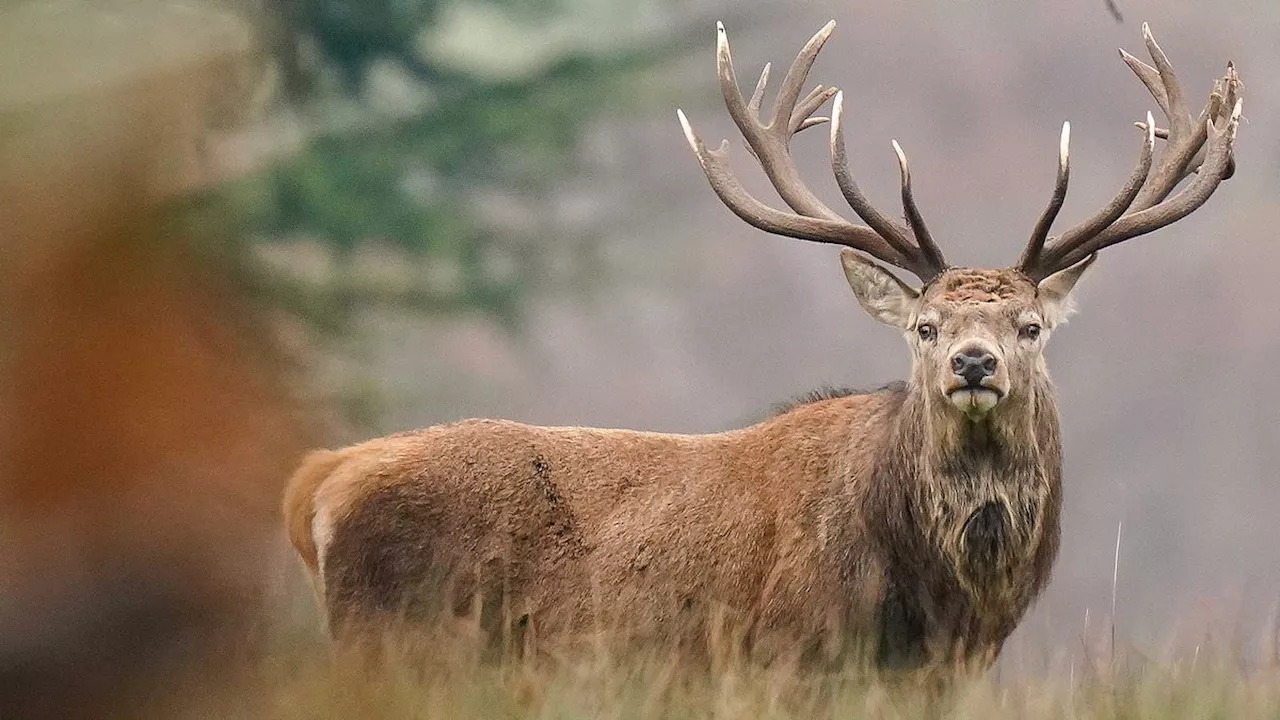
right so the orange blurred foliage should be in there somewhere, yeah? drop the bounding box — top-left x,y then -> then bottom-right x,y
0,3 -> 316,716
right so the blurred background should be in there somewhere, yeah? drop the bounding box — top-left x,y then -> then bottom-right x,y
2,0 -> 1277,715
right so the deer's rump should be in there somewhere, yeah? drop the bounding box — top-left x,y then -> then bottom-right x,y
301,421 -> 740,636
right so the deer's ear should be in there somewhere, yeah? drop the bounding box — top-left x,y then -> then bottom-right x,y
1037,253 -> 1095,326
841,249 -> 920,329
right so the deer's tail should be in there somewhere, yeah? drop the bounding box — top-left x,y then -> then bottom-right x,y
282,449 -> 346,577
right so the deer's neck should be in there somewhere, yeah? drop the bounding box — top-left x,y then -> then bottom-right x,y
882,379 -> 1063,608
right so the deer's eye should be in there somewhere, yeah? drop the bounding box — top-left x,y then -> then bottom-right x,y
1020,323 -> 1042,341
917,323 -> 937,342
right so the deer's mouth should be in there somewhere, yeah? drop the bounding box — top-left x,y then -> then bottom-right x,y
946,386 -> 1003,417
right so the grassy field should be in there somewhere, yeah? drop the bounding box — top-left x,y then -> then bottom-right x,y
173,616 -> 1280,720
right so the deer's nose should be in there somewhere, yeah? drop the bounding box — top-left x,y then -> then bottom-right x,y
951,347 -> 998,388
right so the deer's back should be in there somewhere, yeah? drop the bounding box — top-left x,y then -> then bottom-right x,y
306,388 -> 904,642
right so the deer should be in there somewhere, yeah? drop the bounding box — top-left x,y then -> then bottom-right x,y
283,21 -> 1242,672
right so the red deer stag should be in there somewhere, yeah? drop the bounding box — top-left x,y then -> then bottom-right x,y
284,22 -> 1242,671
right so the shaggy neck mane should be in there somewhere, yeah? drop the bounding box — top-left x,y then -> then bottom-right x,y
863,370 -> 1064,662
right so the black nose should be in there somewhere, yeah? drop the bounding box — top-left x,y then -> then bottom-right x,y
951,347 -> 997,388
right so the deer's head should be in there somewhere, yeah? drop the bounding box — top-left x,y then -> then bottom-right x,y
841,255 -> 1090,419
679,21 -> 1241,420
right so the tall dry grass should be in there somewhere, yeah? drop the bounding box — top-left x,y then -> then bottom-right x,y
168,604 -> 1280,720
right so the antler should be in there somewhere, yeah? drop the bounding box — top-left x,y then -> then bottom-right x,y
678,21 -> 948,284
1019,23 -> 1243,281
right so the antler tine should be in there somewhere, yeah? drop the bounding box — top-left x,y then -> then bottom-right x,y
742,63 -> 771,163
1140,23 -> 1187,129
1018,122 -> 1072,273
828,92 -> 942,281
792,84 -> 838,133
1128,22 -> 1209,210
747,62 -> 770,118
1194,63 -> 1239,180
1019,24 -> 1241,281
770,20 -> 838,129
715,21 -> 839,221
1120,47 -> 1170,119
829,92 -> 913,252
891,140 -> 947,274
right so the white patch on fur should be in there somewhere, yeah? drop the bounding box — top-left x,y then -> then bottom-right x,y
312,502 -> 335,596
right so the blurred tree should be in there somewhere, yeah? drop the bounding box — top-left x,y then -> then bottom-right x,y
190,0 -> 683,330
297,0 -> 448,90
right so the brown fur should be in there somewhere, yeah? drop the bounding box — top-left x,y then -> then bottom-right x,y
284,267 -> 1073,672
930,268 -> 1032,304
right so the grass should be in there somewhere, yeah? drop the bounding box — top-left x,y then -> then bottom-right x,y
168,609 -> 1280,720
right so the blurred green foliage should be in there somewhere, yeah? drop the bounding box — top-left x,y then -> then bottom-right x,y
194,0 -> 676,327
